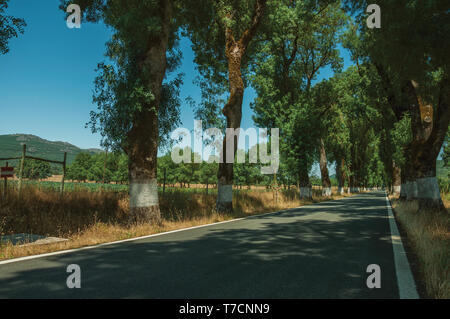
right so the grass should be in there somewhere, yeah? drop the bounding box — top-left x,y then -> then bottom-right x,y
390,195 -> 450,299
0,184 -> 350,261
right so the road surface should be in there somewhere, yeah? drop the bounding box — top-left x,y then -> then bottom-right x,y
0,191 -> 402,298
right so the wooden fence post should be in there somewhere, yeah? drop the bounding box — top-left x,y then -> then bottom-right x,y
3,162 -> 8,197
163,167 -> 166,195
18,144 -> 26,197
60,152 -> 67,197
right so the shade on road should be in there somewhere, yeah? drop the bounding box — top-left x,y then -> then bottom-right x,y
0,191 -> 401,298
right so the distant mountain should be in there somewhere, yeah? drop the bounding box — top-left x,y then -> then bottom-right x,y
0,134 -> 103,166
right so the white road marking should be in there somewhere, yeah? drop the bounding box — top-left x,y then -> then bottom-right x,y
385,193 -> 419,299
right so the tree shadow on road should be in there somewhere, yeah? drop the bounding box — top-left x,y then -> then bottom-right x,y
0,192 -> 399,299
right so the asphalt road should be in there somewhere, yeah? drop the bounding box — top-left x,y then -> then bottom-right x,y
0,191 -> 400,298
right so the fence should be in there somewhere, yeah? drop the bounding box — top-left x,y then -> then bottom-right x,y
0,144 -> 67,196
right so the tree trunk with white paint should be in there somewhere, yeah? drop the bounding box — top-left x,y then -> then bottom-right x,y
299,161 -> 312,199
406,180 -> 418,200
404,78 -> 449,210
126,0 -> 172,223
336,158 -> 346,195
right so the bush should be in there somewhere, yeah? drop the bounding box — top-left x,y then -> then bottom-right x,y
438,177 -> 450,194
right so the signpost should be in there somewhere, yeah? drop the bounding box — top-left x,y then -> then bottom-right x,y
1,162 -> 14,196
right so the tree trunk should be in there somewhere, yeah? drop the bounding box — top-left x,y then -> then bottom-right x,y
346,165 -> 351,194
299,161 -> 312,199
216,0 -> 267,213
405,79 -> 449,210
349,174 -> 360,193
336,157 -> 346,195
126,0 -> 172,223
217,48 -> 244,213
319,139 -> 331,196
402,153 -> 418,201
392,160 -> 401,195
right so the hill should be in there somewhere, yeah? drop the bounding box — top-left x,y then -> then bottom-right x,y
0,134 -> 103,168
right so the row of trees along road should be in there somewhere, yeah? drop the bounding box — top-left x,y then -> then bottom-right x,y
343,0 -> 450,210
5,0 -> 434,221
2,1 -> 448,220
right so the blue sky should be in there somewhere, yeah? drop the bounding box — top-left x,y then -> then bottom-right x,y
0,0 -> 352,160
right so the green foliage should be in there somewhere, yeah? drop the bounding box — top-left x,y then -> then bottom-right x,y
343,1 -> 450,190
0,0 -> 26,55
437,177 -> 450,194
390,115 -> 412,167
182,0 -> 270,128
251,0 -> 347,183
22,159 -> 51,180
345,0 -> 450,90
67,152 -> 129,184
67,153 -> 93,182
157,149 -> 218,188
60,0 -> 184,152
443,127 -> 450,170
197,160 -> 219,186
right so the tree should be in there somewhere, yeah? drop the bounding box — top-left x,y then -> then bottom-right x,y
345,0 -> 450,209
61,0 -> 184,222
22,159 -> 51,180
196,160 -> 218,194
86,153 -> 112,183
251,0 -> 346,199
312,79 -> 338,196
67,152 -> 92,182
113,153 -> 129,184
0,0 -> 26,55
184,0 -> 268,212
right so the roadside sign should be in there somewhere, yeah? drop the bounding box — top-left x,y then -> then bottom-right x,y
1,167 -> 14,178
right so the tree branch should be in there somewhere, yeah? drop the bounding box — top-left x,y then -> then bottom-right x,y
239,0 -> 267,49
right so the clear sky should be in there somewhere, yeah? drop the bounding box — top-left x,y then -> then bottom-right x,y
0,0 -> 352,163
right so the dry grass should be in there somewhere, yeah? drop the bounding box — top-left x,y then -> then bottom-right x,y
390,195 -> 450,299
0,185 -> 349,261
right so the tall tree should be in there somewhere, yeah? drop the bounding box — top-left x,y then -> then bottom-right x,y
61,0 -> 183,222
184,0 -> 268,212
345,0 -> 450,209
312,79 -> 339,196
251,0 -> 346,199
